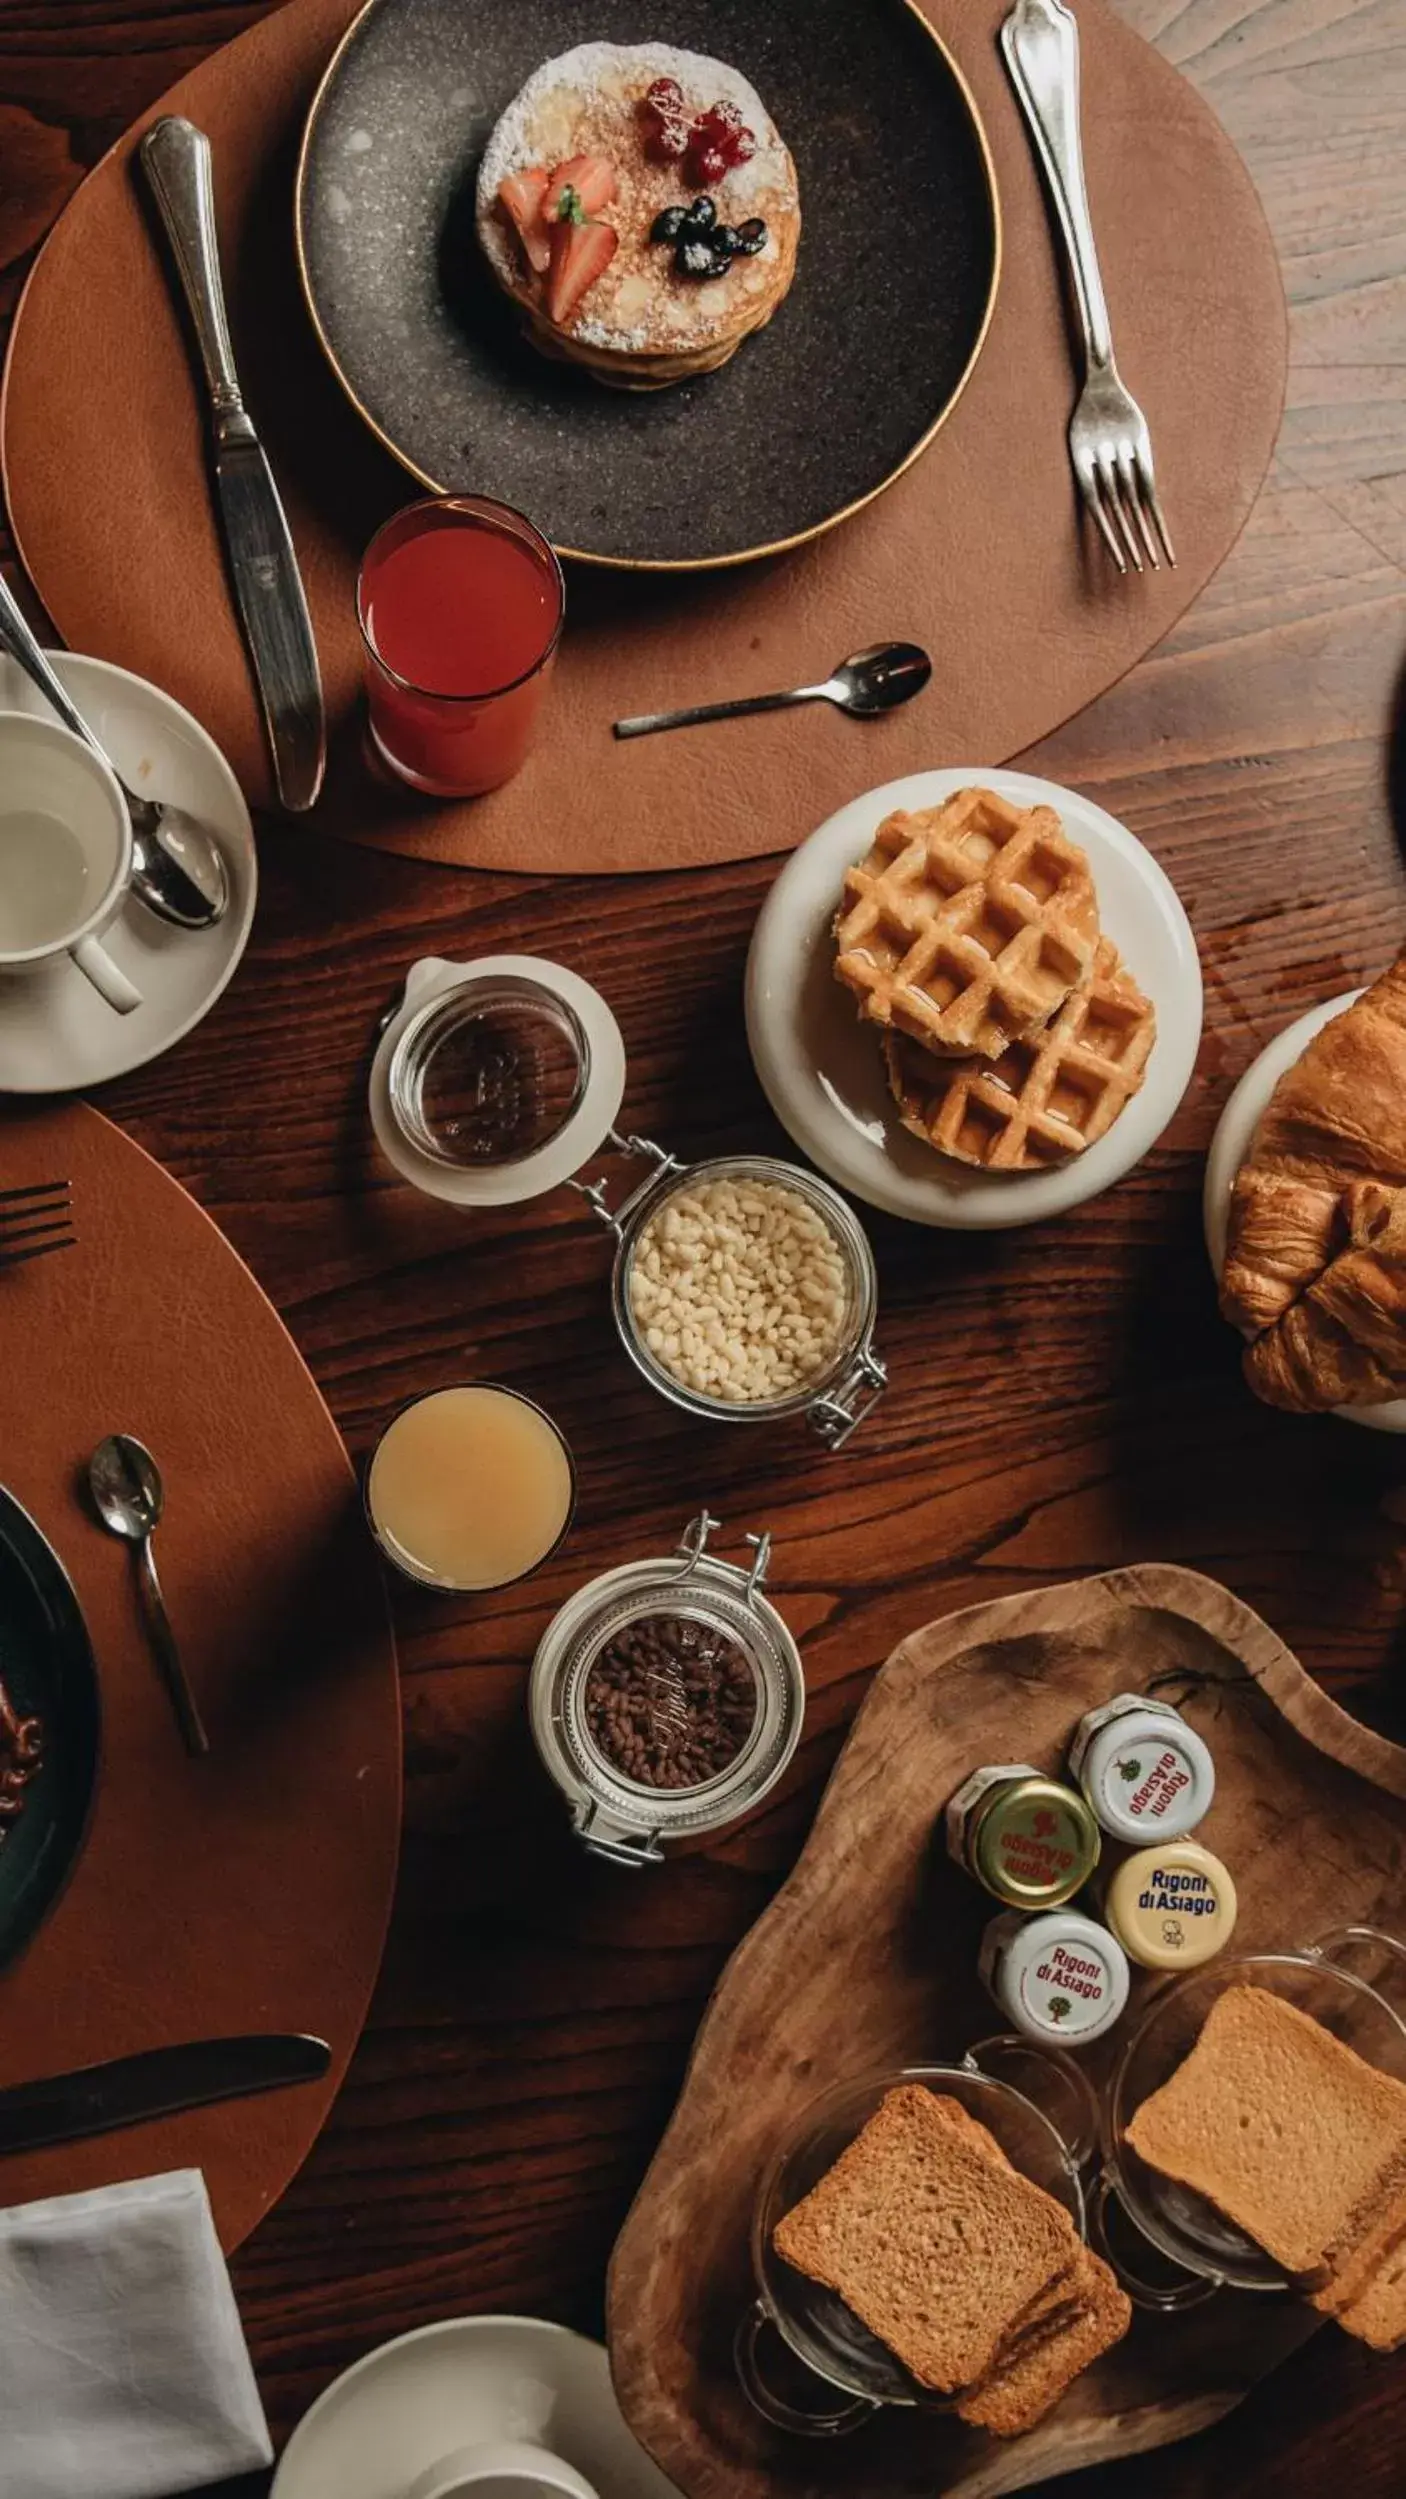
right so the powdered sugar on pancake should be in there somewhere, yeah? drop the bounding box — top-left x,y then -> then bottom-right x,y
477,42 -> 788,209
475,42 -> 798,358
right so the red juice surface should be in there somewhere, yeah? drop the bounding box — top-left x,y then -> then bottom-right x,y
364,514 -> 558,698
360,505 -> 563,796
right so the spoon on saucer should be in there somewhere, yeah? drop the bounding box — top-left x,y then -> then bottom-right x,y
89,1433 -> 210,1757
0,575 -> 229,929
613,639 -> 932,741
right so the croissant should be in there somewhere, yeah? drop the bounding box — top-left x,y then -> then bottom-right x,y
1221,951 -> 1406,1411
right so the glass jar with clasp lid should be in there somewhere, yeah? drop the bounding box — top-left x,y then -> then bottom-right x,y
529,1512 -> 805,1866
370,956 -> 886,1450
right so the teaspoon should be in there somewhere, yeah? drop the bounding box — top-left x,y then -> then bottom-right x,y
0,573 -> 229,930
613,639 -> 932,741
88,1433 -> 210,1757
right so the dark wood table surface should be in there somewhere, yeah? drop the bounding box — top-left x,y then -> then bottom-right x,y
3,1 -> 1405,2493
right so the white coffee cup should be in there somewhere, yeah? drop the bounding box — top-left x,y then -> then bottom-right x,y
0,711 -> 141,1013
404,2441 -> 599,2499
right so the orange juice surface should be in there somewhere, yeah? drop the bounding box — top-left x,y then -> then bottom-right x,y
368,1386 -> 573,1590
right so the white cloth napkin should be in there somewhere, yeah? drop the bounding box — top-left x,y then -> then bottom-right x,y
0,2168 -> 272,2499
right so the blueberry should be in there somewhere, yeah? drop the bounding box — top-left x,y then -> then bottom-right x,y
676,236 -> 729,280
734,217 -> 768,256
680,195 -> 717,232
713,226 -> 743,256
651,204 -> 688,243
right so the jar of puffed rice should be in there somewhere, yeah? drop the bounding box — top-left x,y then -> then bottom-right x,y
574,1138 -> 886,1447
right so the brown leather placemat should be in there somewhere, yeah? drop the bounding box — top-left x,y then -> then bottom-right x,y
0,0 -> 1286,875
0,1099 -> 400,2252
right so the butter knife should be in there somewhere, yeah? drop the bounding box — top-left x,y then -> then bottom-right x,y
140,115 -> 326,813
0,2033 -> 331,2155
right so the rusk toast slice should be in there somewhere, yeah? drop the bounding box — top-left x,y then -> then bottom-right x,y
772,2083 -> 1082,2394
957,2247 -> 1132,2437
1126,1985 -> 1406,2276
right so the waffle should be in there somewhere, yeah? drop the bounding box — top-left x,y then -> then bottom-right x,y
833,789 -> 1099,1060
476,44 -> 800,391
883,936 -> 1156,1171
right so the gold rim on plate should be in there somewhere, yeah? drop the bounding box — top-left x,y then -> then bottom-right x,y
294,0 -> 1003,574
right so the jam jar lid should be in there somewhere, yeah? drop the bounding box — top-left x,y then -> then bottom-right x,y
1105,1841 -> 1238,1970
1068,1692 -> 1216,1845
979,1908 -> 1132,2046
528,1513 -> 805,1867
969,1774 -> 1101,1908
370,954 -> 626,1208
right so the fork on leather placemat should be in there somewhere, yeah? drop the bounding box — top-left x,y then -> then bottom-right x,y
0,1180 -> 75,1269
1003,0 -> 1176,576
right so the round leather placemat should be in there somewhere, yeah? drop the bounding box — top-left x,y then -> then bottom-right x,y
0,0 -> 1286,876
0,1099 -> 401,2253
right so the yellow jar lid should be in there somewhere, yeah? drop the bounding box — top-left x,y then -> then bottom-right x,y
1105,1841 -> 1237,1969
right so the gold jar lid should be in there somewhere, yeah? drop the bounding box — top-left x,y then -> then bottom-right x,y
971,1775 -> 1101,1908
1105,1840 -> 1237,1969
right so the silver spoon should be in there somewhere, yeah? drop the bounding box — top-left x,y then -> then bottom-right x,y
88,1434 -> 210,1757
0,574 -> 229,929
613,639 -> 932,741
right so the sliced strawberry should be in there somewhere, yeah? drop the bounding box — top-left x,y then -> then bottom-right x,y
546,215 -> 618,326
497,167 -> 551,274
543,154 -> 617,222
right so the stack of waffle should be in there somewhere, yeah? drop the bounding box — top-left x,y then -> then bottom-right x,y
774,2084 -> 1130,2436
832,788 -> 1155,1173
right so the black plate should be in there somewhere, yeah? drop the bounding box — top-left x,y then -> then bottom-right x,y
0,1487 -> 100,1972
297,0 -> 1000,568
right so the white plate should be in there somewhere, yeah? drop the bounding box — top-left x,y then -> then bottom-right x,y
0,652 -> 256,1093
744,767 -> 1202,1229
1203,989 -> 1406,1435
271,2316 -> 681,2499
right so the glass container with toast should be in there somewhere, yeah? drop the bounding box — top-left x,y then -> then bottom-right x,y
736,2044 -> 1102,2434
1101,1925 -> 1406,2307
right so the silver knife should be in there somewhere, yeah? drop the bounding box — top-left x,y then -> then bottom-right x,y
0,2033 -> 331,2155
140,115 -> 326,813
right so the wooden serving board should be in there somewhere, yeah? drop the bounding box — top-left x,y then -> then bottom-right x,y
608,1566 -> 1406,2499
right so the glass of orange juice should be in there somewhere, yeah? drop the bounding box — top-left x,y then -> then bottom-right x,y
365,1384 -> 575,1592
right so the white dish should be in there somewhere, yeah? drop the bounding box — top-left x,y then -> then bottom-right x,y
0,651 -> 256,1093
745,767 -> 1202,1230
1203,988 -> 1406,1435
271,2316 -> 681,2499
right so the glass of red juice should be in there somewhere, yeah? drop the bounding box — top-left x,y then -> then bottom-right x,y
357,495 -> 565,797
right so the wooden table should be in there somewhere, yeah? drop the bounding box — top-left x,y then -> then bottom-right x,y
2,3 -> 1404,2494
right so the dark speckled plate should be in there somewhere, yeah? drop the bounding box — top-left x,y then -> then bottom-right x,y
297,0 -> 999,567
0,1486 -> 99,1973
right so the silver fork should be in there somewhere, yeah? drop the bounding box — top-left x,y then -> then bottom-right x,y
0,1180 -> 75,1270
1002,0 -> 1174,576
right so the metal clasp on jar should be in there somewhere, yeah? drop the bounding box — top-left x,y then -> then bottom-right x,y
804,1345 -> 888,1450
569,1130 -> 683,1237
670,1511 -> 773,1603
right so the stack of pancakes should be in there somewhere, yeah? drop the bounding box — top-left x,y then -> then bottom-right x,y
832,786 -> 1156,1173
475,41 -> 800,391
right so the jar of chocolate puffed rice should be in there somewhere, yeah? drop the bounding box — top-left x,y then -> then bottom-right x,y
530,1510 -> 805,1865
573,1138 -> 886,1447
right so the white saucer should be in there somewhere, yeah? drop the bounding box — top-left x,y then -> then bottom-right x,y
1203,989 -> 1406,1435
745,767 -> 1202,1230
0,652 -> 255,1092
271,2316 -> 681,2499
